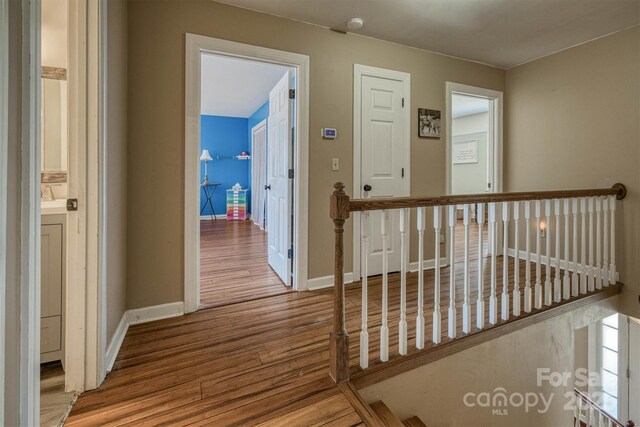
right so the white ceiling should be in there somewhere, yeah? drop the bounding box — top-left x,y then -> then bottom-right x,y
201,53 -> 290,117
452,94 -> 489,119
215,0 -> 639,69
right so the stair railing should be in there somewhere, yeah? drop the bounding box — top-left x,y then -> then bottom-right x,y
329,182 -> 627,382
574,388 -> 634,427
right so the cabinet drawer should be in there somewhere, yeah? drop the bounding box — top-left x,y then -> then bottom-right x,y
41,316 -> 61,354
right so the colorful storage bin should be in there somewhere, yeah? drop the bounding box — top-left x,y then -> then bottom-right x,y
226,189 -> 248,221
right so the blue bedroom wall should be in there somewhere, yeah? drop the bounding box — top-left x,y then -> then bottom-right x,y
200,115 -> 249,217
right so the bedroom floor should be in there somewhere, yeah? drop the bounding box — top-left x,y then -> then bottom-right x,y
199,219 -> 290,309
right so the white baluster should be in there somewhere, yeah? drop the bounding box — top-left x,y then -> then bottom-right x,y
476,203 -> 485,329
380,210 -> 389,362
501,202 -> 509,321
399,208 -> 408,355
416,207 -> 426,349
554,199 -> 562,303
462,204 -> 471,333
489,203 -> 498,324
448,205 -> 457,339
433,206 -> 442,344
588,197 -> 595,292
596,197 -> 602,290
572,199 -> 579,296
602,197 -> 609,288
545,200 -> 552,306
609,195 -> 616,284
580,198 -> 588,294
535,200 -> 543,309
563,199 -> 571,300
513,201 -> 521,317
524,201 -> 532,312
360,212 -> 369,369
574,396 -> 581,427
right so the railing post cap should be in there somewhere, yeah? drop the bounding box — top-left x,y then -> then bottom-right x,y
613,183 -> 627,200
330,182 -> 350,221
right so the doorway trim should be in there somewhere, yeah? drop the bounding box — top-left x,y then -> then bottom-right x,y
352,64 -> 411,280
445,82 -> 503,264
184,34 -> 310,313
0,0 -> 8,421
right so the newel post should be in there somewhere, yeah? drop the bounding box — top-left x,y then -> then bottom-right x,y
330,182 -> 350,382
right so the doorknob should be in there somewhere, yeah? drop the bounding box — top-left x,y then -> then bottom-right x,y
265,184 -> 271,190
363,184 -> 372,192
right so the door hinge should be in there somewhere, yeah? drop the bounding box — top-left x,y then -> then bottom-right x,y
402,97 -> 405,108
289,89 -> 295,100
288,168 -> 294,179
627,367 -> 631,379
288,248 -> 293,259
401,167 -> 405,178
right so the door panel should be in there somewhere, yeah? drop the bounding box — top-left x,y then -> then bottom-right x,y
267,70 -> 291,285
360,73 -> 407,276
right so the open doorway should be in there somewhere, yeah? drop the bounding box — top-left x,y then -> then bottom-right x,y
39,1 -> 75,425
446,82 -> 503,263
184,35 -> 310,313
197,53 -> 296,309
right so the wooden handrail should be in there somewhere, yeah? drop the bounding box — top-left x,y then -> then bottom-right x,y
349,183 -> 627,212
573,388 -> 632,427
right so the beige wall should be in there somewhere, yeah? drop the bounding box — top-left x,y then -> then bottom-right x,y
106,0 -> 128,342
504,26 -> 640,318
125,0 -> 505,308
360,298 -> 618,426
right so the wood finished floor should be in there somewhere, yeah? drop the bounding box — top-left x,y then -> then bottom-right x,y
199,220 -> 290,309
66,218 -> 612,426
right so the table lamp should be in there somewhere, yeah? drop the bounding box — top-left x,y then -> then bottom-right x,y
200,149 -> 213,184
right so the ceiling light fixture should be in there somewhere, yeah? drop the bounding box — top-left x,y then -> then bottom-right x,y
346,17 -> 364,31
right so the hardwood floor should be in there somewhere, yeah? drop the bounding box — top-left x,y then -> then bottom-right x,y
199,220 -> 290,309
65,219 -> 616,426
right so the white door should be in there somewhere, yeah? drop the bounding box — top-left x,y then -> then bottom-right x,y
359,70 -> 408,276
267,70 -> 292,285
251,120 -> 267,229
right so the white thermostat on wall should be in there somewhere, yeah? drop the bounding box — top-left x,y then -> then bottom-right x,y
321,128 -> 337,139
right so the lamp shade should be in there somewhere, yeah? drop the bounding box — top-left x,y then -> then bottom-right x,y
200,149 -> 213,161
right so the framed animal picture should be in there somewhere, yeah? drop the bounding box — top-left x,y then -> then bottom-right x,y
418,108 -> 441,138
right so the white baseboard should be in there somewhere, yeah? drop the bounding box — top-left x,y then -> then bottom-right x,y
105,301 -> 184,373
200,214 -> 226,220
127,301 -> 184,325
507,248 -> 619,282
308,272 -> 354,290
105,314 -> 128,373
306,257 -> 448,291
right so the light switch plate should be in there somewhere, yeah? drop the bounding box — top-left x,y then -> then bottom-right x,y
332,158 -> 339,171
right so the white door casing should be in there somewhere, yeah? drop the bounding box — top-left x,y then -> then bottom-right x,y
354,65 -> 410,278
185,35 -> 310,308
267,70 -> 292,285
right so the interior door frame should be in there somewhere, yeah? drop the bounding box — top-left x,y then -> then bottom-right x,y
352,64 -> 411,280
184,34 -> 310,312
445,82 -> 503,264
0,0 -> 8,421
250,118 -> 267,229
